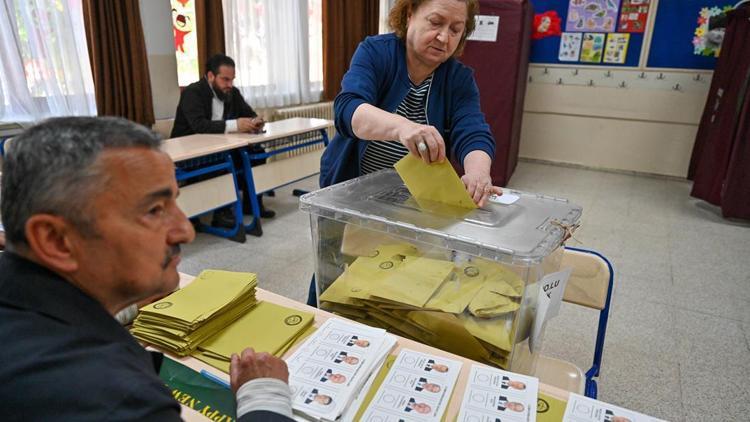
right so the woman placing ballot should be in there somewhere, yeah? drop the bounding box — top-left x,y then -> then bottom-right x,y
319,0 -> 502,207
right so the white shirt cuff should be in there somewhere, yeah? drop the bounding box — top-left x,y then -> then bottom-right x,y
114,304 -> 138,325
236,378 -> 293,419
225,119 -> 238,133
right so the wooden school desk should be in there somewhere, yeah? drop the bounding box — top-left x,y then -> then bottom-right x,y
166,273 -> 570,421
161,118 -> 332,241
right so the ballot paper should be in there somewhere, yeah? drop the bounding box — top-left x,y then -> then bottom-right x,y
394,154 -> 477,210
563,393 -> 667,422
458,364 -> 539,422
360,349 -> 462,422
286,318 -> 397,421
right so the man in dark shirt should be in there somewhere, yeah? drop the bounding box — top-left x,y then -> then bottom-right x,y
172,54 -> 275,231
0,117 -> 293,421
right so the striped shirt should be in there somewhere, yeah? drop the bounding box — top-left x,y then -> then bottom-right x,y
360,75 -> 433,174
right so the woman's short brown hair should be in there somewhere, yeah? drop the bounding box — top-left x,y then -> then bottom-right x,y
388,0 -> 479,56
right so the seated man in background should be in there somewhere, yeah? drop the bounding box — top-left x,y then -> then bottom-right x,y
172,53 -> 275,229
0,117 -> 293,421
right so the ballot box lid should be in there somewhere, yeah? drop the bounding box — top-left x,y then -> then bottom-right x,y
300,170 -> 582,264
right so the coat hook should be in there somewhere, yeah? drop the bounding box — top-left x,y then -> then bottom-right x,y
604,70 -> 612,78
543,67 -> 549,74
638,72 -> 646,79
572,69 -> 579,76
657,73 -> 665,80
528,75 -> 533,83
619,81 -> 627,88
693,74 -> 702,81
673,83 -> 681,91
557,77 -> 563,85
588,79 -> 594,86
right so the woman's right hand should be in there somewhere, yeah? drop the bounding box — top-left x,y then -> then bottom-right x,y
396,120 -> 447,164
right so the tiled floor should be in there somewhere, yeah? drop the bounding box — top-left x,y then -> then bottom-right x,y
179,160 -> 750,421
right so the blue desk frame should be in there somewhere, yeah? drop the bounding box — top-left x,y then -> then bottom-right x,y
239,128 -> 330,236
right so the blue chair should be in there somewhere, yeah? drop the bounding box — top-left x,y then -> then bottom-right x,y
533,246 -> 614,399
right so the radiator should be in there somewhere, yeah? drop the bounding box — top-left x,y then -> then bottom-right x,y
267,101 -> 335,159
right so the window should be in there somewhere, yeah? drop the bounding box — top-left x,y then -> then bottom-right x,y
171,0 -> 199,86
0,0 -> 96,122
223,0 -> 323,108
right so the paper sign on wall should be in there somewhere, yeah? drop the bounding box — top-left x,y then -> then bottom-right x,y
467,15 -> 500,42
603,33 -> 630,64
580,33 -> 606,63
618,0 -> 651,33
559,32 -> 583,61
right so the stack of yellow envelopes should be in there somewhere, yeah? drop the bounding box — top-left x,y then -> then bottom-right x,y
193,301 -> 315,373
131,270 -> 258,356
319,243 -> 524,369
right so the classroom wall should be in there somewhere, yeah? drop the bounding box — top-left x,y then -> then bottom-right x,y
139,0 -> 180,120
518,69 -> 710,178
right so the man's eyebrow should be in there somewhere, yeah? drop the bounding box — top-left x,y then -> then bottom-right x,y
138,187 -> 175,207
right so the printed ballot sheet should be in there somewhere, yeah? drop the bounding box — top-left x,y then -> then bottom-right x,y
361,349 -> 462,421
286,318 -> 395,421
458,364 -> 539,422
563,393 -> 667,422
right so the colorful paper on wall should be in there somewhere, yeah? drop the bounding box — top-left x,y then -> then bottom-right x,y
693,5 -> 733,57
565,0 -> 621,33
580,33 -> 606,63
618,0 -> 651,33
559,32 -> 583,61
603,33 -> 630,64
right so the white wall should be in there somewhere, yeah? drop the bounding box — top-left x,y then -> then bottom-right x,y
139,0 -> 180,120
518,67 -> 711,178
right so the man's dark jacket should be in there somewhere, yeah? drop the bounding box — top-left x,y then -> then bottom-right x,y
0,252 -> 291,421
171,78 -> 257,138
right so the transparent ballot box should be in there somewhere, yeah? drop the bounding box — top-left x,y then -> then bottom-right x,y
300,170 -> 582,374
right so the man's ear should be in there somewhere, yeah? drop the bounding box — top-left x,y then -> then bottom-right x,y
206,70 -> 215,83
24,214 -> 80,274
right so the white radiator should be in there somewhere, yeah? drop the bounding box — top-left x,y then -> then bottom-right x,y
267,101 -> 335,159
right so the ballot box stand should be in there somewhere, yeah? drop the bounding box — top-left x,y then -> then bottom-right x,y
300,170 -> 582,375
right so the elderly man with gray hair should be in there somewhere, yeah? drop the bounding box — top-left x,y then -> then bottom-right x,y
0,117 -> 294,421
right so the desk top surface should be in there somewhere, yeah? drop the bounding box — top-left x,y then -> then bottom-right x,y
162,118 -> 333,162
169,273 -> 568,421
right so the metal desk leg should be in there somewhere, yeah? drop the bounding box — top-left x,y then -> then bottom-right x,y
239,149 -> 263,237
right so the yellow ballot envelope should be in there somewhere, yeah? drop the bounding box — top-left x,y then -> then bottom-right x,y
394,154 -> 477,210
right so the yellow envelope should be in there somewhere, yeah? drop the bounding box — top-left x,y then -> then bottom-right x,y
196,301 -> 314,361
394,154 -> 477,210
459,313 -> 513,352
373,255 -> 454,307
425,263 -> 487,314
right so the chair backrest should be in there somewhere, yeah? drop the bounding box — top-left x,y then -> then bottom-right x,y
561,248 -> 611,310
151,119 -> 175,140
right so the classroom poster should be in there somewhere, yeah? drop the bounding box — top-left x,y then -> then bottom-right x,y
559,32 -> 583,61
580,33 -> 606,63
692,5 -> 733,57
565,0 -> 621,33
618,0 -> 651,33
603,33 -> 630,63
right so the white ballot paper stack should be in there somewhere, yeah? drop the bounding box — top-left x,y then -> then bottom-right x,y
458,364 -> 539,422
360,348 -> 463,422
286,318 -> 396,421
563,393 -> 668,422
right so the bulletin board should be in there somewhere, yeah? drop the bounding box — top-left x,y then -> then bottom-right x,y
646,0 -> 732,69
530,0 -> 646,67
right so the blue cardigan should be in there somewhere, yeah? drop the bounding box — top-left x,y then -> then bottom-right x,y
319,33 -> 496,187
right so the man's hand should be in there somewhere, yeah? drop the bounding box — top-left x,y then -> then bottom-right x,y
238,117 -> 265,134
0,231 -> 5,251
230,348 -> 289,394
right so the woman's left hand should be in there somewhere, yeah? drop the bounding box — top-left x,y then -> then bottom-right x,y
461,171 -> 502,207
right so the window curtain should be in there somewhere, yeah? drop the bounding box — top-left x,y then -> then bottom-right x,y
195,0 -> 225,77
322,0 -> 379,101
82,0 -> 154,126
0,0 -> 96,122
223,0 -> 321,108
